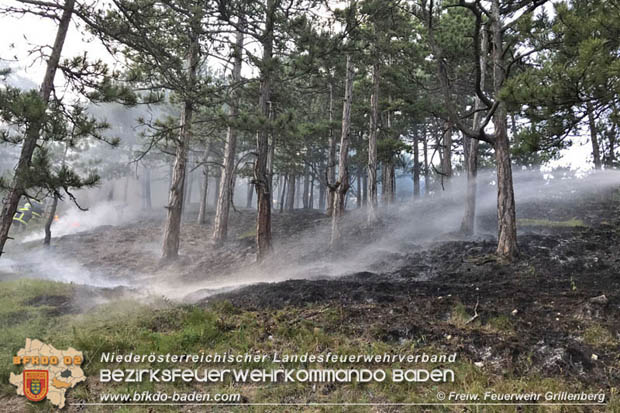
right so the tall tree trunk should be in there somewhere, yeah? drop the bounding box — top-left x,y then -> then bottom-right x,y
123,173 -> 130,204
286,174 -> 295,210
383,163 -> 395,204
362,173 -> 368,205
460,27 -> 487,235
107,183 -> 114,201
161,34 -> 199,260
491,0 -> 518,259
367,62 -> 380,224
587,103 -> 602,170
142,166 -> 152,210
279,174 -> 287,213
197,142 -> 211,224
302,164 -> 310,208
383,108 -> 395,205
413,132 -> 420,198
356,170 -> 362,208
511,113 -> 520,146
309,174 -> 314,209
326,82 -> 337,217
318,177 -> 326,210
461,133 -> 479,235
608,124 -> 617,166
0,0 -> 74,258
441,122 -> 453,187
246,178 -> 254,208
494,110 -> 518,259
276,174 -> 283,209
184,156 -> 194,215
267,101 -> 276,203
296,177 -> 303,208
168,159 -> 174,190
254,0 -> 274,262
123,143 -> 133,207
213,23 -> 244,245
330,55 -> 354,246
423,129 -> 430,195
212,169 -> 221,208
43,195 -> 59,247
44,144 -> 69,247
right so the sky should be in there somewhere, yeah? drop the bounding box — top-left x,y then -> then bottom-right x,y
0,1 -> 594,172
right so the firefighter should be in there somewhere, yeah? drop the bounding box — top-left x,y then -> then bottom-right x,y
30,200 -> 44,219
13,202 -> 33,232
12,199 -> 45,232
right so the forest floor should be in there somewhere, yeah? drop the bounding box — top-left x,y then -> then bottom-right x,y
0,185 -> 619,412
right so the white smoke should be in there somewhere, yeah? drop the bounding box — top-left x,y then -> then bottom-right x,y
22,201 -> 142,243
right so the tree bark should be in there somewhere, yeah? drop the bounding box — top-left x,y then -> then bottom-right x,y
161,33 -> 199,260
286,175 -> 296,210
212,23 -> 244,245
326,82 -> 337,217
441,122 -> 453,187
43,195 -> 59,246
367,62 -> 380,224
279,174 -> 287,213
184,156 -> 194,214
44,143 -> 67,247
494,109 -> 518,259
254,0 -> 274,262
302,164 -> 310,208
197,143 -> 211,224
276,174 -> 283,209
123,173 -> 130,204
460,26 -> 487,235
246,178 -> 254,208
356,170 -> 362,208
587,103 -> 602,170
381,163 -> 395,204
212,169 -> 221,208
362,173 -> 368,205
383,108 -> 395,205
330,55 -> 354,246
318,176 -> 326,210
413,132 -> 420,198
423,129 -> 429,195
608,124 -> 617,166
491,0 -> 518,259
0,0 -> 74,258
142,166 -> 152,210
461,134 -> 479,235
309,173 -> 314,209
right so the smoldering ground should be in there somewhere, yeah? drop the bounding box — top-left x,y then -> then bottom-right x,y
2,168 -> 618,302
2,168 -> 619,389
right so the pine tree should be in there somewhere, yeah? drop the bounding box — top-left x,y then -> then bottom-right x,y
0,0 -> 120,256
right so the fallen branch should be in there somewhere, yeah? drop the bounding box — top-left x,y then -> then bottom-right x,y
465,296 -> 480,324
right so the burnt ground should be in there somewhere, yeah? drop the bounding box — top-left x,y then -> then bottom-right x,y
203,191 -> 620,390
4,186 -> 620,395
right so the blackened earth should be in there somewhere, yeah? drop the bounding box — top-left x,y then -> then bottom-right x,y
10,188 -> 620,390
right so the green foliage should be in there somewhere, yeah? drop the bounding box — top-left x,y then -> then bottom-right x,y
503,0 -> 620,165
378,138 -> 411,163
0,87 -> 114,203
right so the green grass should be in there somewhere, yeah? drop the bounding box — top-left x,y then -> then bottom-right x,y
448,301 -> 478,328
485,314 -> 515,333
583,324 -> 617,348
0,279 -> 74,394
237,228 -> 257,240
518,218 -> 586,227
1,279 -> 618,412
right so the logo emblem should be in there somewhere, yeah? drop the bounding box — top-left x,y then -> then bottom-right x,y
23,370 -> 48,402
